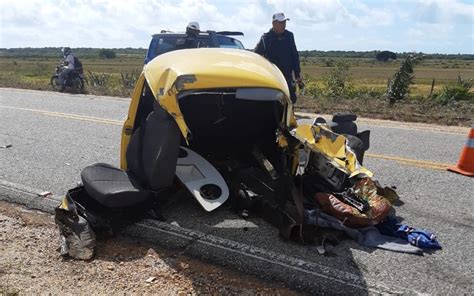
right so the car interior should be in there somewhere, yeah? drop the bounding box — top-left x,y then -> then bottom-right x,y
177,88 -> 284,169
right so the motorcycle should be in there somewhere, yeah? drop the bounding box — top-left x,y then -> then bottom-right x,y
50,63 -> 85,92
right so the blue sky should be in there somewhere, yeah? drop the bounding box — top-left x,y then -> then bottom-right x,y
1,0 -> 473,54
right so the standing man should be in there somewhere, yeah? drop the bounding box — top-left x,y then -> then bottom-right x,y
254,12 -> 302,103
177,21 -> 206,49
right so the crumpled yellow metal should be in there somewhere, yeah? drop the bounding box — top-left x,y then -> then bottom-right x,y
59,195 -> 69,210
292,124 -> 373,178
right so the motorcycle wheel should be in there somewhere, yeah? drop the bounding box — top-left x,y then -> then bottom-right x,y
72,77 -> 84,92
50,75 -> 62,91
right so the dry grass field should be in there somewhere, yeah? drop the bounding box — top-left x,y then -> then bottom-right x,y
0,54 -> 472,126
0,56 -> 144,95
303,59 -> 474,87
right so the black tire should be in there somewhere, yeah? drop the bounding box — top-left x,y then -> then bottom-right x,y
73,76 -> 84,90
68,76 -> 84,93
50,75 -> 61,91
75,77 -> 84,91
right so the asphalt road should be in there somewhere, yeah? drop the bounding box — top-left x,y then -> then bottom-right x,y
1,88 -> 473,294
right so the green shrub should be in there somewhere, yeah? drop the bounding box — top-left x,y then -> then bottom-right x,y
87,71 -> 110,87
434,74 -> 473,105
304,80 -> 323,98
120,70 -> 140,89
322,60 -> 353,98
323,59 -> 335,67
98,49 -> 116,59
349,86 -> 386,99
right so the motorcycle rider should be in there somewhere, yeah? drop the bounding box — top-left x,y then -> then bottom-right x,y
59,47 -> 75,86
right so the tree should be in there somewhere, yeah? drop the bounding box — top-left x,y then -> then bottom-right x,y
99,49 -> 116,59
376,51 -> 397,62
387,55 -> 422,105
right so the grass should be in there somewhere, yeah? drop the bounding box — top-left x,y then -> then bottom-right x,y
296,94 -> 472,126
301,62 -> 474,90
0,56 -> 143,96
0,56 -> 472,126
299,58 -> 473,126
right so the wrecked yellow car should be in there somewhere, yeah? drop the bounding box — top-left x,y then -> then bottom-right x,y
55,48 -> 383,259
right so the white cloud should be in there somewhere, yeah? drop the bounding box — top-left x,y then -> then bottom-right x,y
408,23 -> 454,39
415,0 -> 474,24
1,0 -> 228,47
265,0 -> 394,28
267,0 -> 346,23
0,0 -> 471,53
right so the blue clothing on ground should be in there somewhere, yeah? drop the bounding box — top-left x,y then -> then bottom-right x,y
376,216 -> 442,250
304,209 -> 423,255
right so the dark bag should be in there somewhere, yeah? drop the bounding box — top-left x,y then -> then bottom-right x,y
73,56 -> 83,74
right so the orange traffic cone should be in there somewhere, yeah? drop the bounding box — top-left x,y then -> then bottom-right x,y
448,124 -> 474,177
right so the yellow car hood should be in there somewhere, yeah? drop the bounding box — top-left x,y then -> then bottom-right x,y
142,48 -> 290,139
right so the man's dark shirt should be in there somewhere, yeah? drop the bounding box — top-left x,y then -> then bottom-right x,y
254,29 -> 300,80
176,35 -> 199,49
176,30 -> 209,49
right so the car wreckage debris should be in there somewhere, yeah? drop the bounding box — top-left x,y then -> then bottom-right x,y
38,191 -> 53,198
54,129 -> 441,259
52,48 -> 441,260
55,193 -> 96,260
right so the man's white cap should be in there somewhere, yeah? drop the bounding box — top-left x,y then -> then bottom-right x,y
272,12 -> 289,22
187,21 -> 200,31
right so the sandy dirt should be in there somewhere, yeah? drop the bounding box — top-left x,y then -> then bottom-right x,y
0,201 -> 300,295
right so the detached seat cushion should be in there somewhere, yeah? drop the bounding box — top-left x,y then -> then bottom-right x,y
81,163 -> 151,208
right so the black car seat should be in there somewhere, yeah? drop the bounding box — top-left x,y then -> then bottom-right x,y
80,104 -> 180,208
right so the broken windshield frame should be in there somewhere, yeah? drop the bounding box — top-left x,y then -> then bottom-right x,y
144,33 -> 245,64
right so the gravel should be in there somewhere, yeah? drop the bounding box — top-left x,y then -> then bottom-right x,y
0,201 -> 300,295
